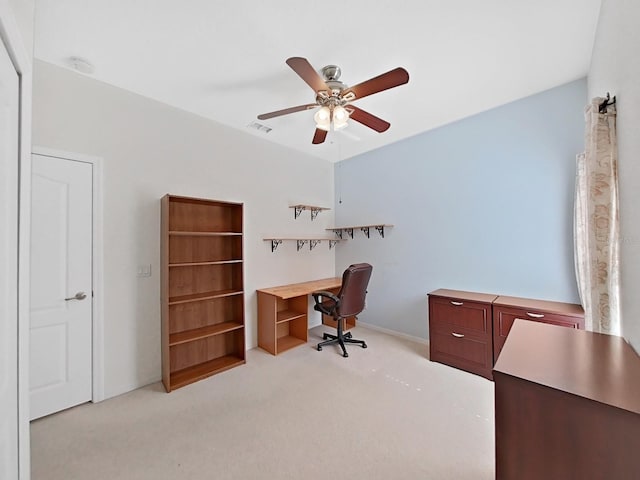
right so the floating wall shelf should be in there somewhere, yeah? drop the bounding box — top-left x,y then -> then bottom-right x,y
263,238 -> 343,252
327,224 -> 393,239
289,204 -> 331,221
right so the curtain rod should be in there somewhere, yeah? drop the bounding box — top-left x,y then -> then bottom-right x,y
599,92 -> 616,114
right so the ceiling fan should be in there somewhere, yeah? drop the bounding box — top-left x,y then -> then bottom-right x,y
257,57 -> 409,144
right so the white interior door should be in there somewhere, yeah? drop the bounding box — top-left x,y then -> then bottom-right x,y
0,35 -> 20,479
30,154 -> 93,420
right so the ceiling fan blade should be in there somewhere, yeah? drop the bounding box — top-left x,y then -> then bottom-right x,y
286,57 -> 331,93
312,128 -> 328,144
346,106 -> 390,132
257,103 -> 318,120
341,67 -> 409,101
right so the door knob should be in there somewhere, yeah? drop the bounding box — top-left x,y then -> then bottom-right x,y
65,291 -> 87,301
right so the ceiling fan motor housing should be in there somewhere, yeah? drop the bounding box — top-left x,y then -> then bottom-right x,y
316,65 -> 348,107
321,64 -> 341,79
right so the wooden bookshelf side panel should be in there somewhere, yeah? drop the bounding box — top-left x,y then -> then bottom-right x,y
169,235 -> 242,264
169,295 -> 244,334
169,198 -> 242,233
168,263 -> 243,298
169,329 -> 245,373
161,196 -> 170,391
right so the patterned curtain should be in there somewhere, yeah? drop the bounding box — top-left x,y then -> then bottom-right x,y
574,97 -> 620,334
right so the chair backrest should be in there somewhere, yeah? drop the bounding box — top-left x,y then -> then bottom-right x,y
337,263 -> 373,317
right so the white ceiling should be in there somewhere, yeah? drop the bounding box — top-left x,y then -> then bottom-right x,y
33,0 -> 602,162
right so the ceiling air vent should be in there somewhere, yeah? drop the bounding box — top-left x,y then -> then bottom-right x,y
247,121 -> 272,134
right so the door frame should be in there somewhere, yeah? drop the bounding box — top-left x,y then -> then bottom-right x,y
0,4 -> 33,478
32,146 -> 105,403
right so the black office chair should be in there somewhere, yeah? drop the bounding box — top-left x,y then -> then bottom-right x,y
312,263 -> 373,357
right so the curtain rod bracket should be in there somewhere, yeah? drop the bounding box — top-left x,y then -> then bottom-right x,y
599,92 -> 617,114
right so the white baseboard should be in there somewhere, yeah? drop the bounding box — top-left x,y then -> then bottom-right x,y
357,322 -> 429,346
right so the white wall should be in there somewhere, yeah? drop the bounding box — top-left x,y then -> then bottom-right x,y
0,32 -> 20,480
335,80 -> 586,339
1,0 -> 35,477
32,60 -> 335,399
8,0 -> 34,54
589,0 -> 640,353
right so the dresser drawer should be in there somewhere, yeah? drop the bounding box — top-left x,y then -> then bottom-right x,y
429,296 -> 491,336
430,328 -> 493,379
428,291 -> 495,380
493,304 -> 584,362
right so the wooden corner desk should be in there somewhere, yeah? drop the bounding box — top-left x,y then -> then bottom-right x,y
257,277 -> 355,355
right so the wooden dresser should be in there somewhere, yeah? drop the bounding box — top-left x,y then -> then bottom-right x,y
427,289 -> 584,380
428,289 -> 497,379
494,320 -> 640,479
492,295 -> 585,363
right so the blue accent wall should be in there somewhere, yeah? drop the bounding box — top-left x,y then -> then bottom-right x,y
335,79 -> 587,339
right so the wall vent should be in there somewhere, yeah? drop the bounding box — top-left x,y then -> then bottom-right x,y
247,121 -> 272,134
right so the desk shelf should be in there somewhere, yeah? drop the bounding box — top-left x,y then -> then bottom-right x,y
276,335 -> 307,353
257,293 -> 307,355
277,309 -> 306,323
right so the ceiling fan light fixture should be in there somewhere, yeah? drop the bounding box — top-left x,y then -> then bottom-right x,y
314,106 -> 331,131
332,105 -> 349,130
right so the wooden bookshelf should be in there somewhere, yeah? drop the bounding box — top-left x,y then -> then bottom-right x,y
161,195 -> 245,391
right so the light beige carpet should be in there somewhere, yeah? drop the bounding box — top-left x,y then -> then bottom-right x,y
30,325 -> 495,479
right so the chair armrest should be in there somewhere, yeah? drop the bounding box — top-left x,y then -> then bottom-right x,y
312,290 -> 340,316
312,290 -> 339,303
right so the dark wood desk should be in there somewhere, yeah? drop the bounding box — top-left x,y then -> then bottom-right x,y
494,320 -> 640,479
257,278 -> 354,355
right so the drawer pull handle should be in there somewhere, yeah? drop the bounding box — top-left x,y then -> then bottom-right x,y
450,301 -> 464,306
526,312 -> 544,318
451,332 -> 465,338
